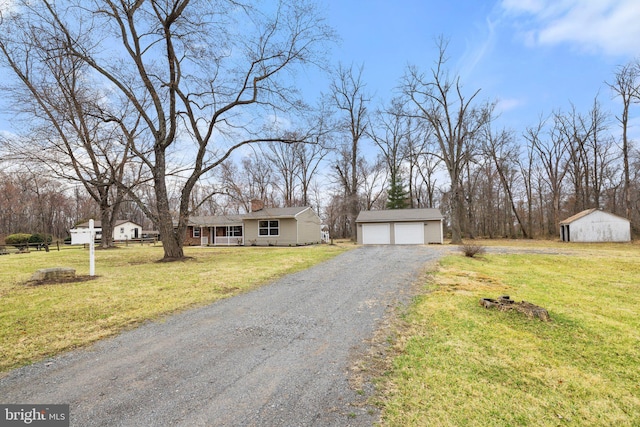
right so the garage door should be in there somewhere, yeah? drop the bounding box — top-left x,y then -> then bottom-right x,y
362,223 -> 390,245
394,223 -> 424,245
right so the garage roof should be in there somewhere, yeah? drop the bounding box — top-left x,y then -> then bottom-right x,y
559,208 -> 630,225
356,208 -> 444,223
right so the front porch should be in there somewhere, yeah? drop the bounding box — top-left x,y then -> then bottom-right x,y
199,225 -> 244,246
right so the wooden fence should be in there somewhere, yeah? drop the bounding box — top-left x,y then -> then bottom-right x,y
0,238 -> 159,255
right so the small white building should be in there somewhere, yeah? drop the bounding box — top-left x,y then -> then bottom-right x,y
74,219 -> 143,241
559,209 -> 631,243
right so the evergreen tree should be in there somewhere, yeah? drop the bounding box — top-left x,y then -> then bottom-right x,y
386,176 -> 409,209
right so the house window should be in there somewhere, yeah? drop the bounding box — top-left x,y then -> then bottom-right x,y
120,227 -> 125,234
215,226 -> 243,237
193,227 -> 201,238
259,220 -> 279,236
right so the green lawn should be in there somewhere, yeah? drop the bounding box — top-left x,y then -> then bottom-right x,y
0,244 -> 348,372
4,240 -> 639,426
379,242 -> 640,426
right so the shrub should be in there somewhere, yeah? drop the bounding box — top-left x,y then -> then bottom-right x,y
5,233 -> 32,246
28,233 -> 53,244
460,242 -> 486,258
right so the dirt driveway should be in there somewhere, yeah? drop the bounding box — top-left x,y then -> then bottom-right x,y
0,246 -> 443,426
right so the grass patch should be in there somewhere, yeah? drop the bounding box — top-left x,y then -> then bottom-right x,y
379,243 -> 640,426
0,244 -> 349,373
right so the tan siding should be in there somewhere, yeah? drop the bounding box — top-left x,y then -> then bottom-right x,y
358,219 -> 443,245
185,208 -> 322,247
295,208 -> 322,244
424,221 -> 443,244
244,218 -> 298,246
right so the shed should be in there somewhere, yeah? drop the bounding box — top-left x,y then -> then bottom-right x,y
74,219 -> 142,241
356,208 -> 444,245
559,209 -> 631,242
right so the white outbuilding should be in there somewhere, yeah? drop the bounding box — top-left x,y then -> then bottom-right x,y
73,219 -> 143,241
356,208 -> 444,245
559,209 -> 631,243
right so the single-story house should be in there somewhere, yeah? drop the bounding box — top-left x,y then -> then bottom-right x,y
559,208 -> 631,242
73,219 -> 142,241
184,205 -> 322,247
356,208 -> 444,245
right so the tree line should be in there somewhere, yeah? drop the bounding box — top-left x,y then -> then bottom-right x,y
0,2 -> 638,258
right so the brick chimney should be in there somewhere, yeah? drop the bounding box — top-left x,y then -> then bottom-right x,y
250,199 -> 265,212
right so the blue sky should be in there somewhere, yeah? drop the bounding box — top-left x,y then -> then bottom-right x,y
1,0 -> 639,142
303,0 -> 640,136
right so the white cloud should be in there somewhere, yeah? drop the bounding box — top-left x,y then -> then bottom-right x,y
501,0 -> 640,56
459,17 -> 498,80
496,97 -> 525,114
501,0 -> 547,14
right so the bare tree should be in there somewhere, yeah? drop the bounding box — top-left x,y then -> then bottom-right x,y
403,120 -> 442,209
360,156 -> 388,210
608,59 -> 640,219
368,97 -> 414,209
263,139 -> 302,207
403,38 -> 492,243
0,0 -> 333,260
0,7 -> 140,248
524,115 -> 569,236
218,155 -> 276,213
0,169 -> 78,240
554,99 -> 615,214
295,110 -> 333,208
481,126 -> 528,238
517,135 -> 537,237
330,63 -> 370,240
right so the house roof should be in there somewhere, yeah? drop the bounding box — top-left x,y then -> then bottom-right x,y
560,208 -> 630,225
76,219 -> 140,228
186,207 -> 314,227
188,214 -> 244,227
243,206 -> 311,220
356,208 -> 444,223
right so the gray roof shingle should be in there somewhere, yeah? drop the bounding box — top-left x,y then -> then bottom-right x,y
242,206 -> 310,220
356,208 -> 443,223
186,207 -> 312,226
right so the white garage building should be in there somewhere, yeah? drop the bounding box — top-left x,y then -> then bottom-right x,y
559,208 -> 631,242
356,208 -> 444,245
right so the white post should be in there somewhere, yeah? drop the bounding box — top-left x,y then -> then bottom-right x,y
89,219 -> 95,276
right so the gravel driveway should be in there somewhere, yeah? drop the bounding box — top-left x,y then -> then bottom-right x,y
0,246 -> 442,426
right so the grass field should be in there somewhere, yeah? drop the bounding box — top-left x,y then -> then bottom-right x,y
378,242 -> 640,426
0,243 -> 349,373
3,239 -> 639,425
